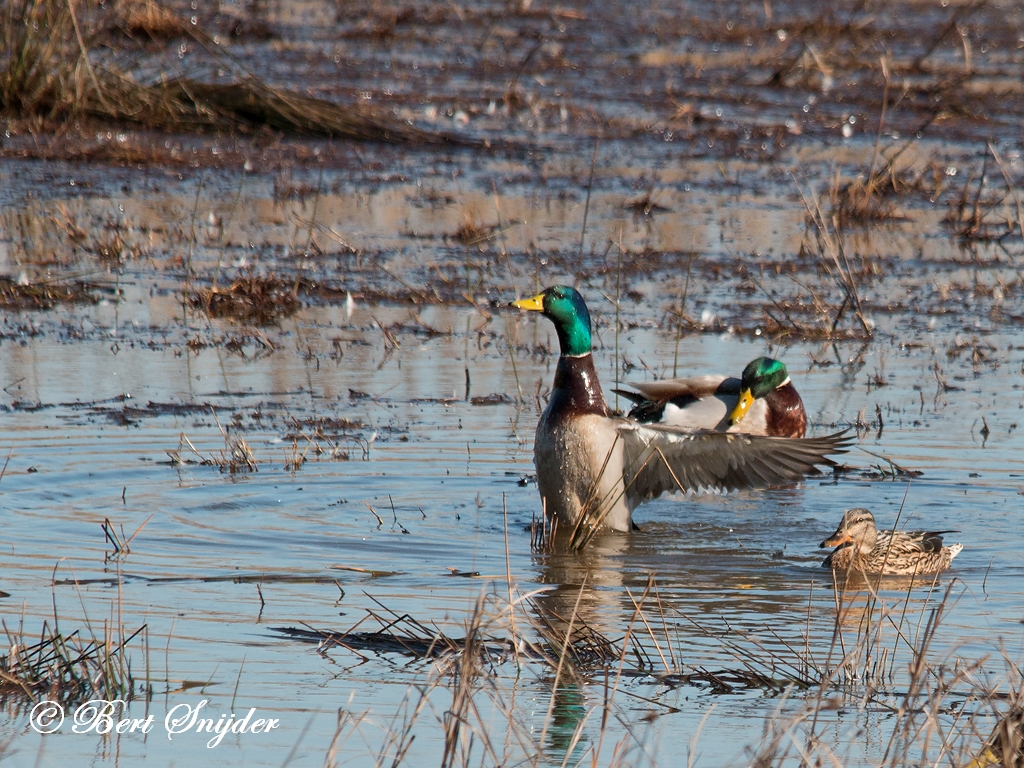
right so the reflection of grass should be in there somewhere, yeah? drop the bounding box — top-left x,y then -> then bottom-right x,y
0,200 -> 144,294
286,568 -> 1022,768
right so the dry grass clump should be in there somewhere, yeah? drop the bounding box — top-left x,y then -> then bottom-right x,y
831,158 -> 959,229
116,0 -> 186,40
0,618 -> 143,707
167,420 -> 257,474
273,607 -> 513,665
451,219 -> 493,245
0,0 -> 472,144
0,0 -> 79,118
0,275 -> 100,309
211,433 -> 257,474
831,175 -> 903,227
281,416 -> 375,467
191,271 -> 300,325
149,80 -> 469,143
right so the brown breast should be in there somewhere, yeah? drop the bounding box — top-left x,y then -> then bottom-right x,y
764,382 -> 806,438
545,354 -> 611,426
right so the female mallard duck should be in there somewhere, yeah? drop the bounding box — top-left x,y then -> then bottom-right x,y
616,357 -> 806,437
512,285 -> 851,533
820,508 -> 962,575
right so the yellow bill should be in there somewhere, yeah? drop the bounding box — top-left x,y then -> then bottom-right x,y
512,293 -> 545,311
727,388 -> 755,426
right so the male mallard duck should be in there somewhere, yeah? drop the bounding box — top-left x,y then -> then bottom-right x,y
512,285 -> 851,533
616,357 -> 806,437
820,508 -> 962,575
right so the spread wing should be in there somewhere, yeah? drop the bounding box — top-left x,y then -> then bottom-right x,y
617,423 -> 852,504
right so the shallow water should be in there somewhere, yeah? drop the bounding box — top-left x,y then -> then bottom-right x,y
2,253 -> 1023,766
3,0 -> 1024,764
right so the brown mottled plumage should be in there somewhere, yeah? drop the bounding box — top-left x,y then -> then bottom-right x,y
820,508 -> 963,576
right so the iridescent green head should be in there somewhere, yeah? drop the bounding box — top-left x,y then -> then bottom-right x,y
741,357 -> 789,398
512,285 -> 592,356
728,357 -> 790,425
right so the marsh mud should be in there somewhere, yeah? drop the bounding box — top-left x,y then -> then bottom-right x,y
1,1 -> 1024,766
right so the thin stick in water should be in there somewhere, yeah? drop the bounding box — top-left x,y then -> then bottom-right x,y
577,141 -> 600,277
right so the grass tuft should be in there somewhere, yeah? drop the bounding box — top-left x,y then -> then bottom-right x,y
0,618 -> 144,707
191,270 -> 300,326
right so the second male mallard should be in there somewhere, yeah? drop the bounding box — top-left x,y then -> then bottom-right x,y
512,285 -> 851,532
617,357 -> 806,437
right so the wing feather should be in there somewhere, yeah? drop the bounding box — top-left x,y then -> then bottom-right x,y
624,375 -> 737,402
878,529 -> 957,555
618,423 -> 851,504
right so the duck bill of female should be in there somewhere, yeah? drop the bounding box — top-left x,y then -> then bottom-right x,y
727,388 -> 755,426
820,530 -> 851,548
512,294 -> 545,311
